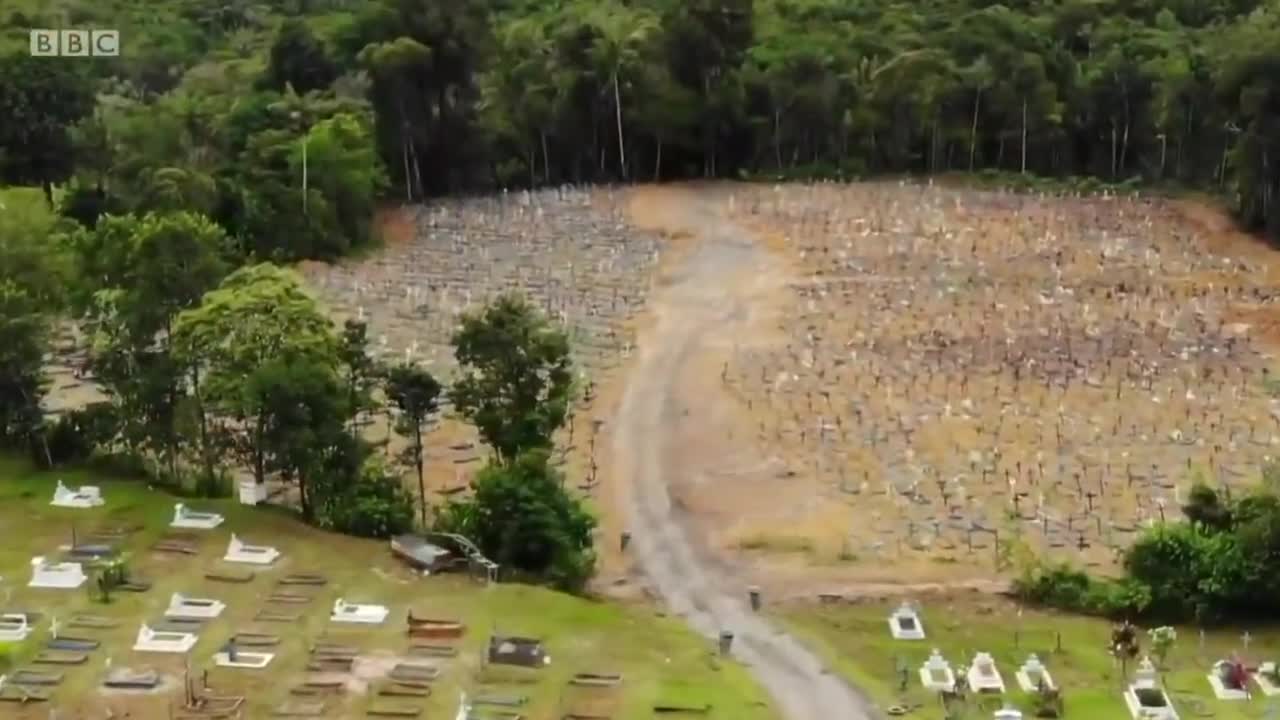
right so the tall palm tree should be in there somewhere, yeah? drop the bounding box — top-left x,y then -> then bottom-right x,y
586,3 -> 659,181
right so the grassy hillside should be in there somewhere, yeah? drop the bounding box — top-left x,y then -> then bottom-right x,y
0,455 -> 776,720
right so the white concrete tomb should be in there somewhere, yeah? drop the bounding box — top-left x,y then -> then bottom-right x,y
967,652 -> 1006,694
171,503 -> 224,529
1206,660 -> 1250,701
1015,654 -> 1056,693
50,480 -> 103,508
330,599 -> 389,625
223,534 -> 280,565
919,649 -> 956,692
28,557 -> 87,589
133,624 -> 198,654
1123,657 -> 1179,720
888,602 -> 925,640
165,593 -> 226,620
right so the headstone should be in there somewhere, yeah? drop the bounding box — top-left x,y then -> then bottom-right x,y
718,631 -> 734,656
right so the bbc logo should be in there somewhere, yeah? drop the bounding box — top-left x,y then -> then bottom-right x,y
29,29 -> 120,57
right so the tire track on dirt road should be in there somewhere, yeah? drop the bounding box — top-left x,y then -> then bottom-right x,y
612,186 -> 880,720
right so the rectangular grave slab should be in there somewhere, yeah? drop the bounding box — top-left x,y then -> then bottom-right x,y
919,650 -> 956,692
966,652 -> 1006,693
1015,655 -> 1055,693
887,602 -> 925,640
1207,661 -> 1250,701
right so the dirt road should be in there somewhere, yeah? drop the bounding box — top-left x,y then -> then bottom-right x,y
612,186 -> 880,720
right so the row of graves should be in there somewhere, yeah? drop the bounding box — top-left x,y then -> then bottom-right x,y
3,482 -> 272,713
301,187 -> 660,381
887,602 -> 1280,719
2,482 -> 645,719
710,181 -> 1280,570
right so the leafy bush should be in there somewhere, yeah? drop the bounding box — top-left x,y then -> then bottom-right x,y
1024,483 -> 1280,623
319,459 -> 415,539
1014,562 -> 1149,617
1183,482 -> 1232,531
436,449 -> 596,593
1125,523 -> 1248,622
35,413 -> 95,467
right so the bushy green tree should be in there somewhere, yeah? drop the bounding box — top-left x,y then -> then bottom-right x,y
0,54 -> 95,204
318,456 -> 416,538
172,263 -> 339,489
69,211 -> 232,482
451,294 -> 574,464
385,362 -> 443,527
262,19 -> 338,93
437,449 -> 596,592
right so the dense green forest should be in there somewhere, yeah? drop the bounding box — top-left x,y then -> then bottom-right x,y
3,0 -> 1280,256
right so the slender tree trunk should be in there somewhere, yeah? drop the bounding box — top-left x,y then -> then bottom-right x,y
1120,117 -> 1131,175
969,89 -> 981,172
1159,134 -> 1167,179
1118,75 -> 1131,175
16,383 -> 52,467
253,414 -> 266,485
931,116 -> 939,173
410,140 -> 423,198
192,367 -> 214,490
1111,120 -> 1118,178
299,470 -> 310,520
1219,137 -> 1230,187
613,70 -> 627,180
415,430 -> 427,528
774,108 -> 783,170
703,72 -> 714,178
541,131 -> 550,183
1020,97 -> 1028,175
401,134 -> 412,203
654,136 -> 663,181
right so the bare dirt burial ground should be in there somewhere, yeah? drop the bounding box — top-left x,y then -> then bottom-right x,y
293,181 -> 1280,718
596,181 -> 1280,599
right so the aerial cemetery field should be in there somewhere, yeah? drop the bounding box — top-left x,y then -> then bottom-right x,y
19,179 -> 1280,719
620,181 -> 1280,590
297,189 -> 660,516
289,179 -> 1280,591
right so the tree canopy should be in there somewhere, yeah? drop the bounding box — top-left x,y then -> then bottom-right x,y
2,0 -> 1279,242
451,294 -> 575,464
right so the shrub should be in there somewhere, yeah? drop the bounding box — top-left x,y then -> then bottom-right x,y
35,413 -> 95,467
1183,482 -> 1233,531
436,449 -> 596,593
1124,523 -> 1244,621
1013,562 -> 1149,617
1032,684 -> 1064,718
319,459 -> 415,539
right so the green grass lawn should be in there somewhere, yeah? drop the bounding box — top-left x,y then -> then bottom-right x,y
0,455 -> 777,720
781,597 -> 1280,720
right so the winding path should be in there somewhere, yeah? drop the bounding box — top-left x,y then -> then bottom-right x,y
611,187 -> 880,720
